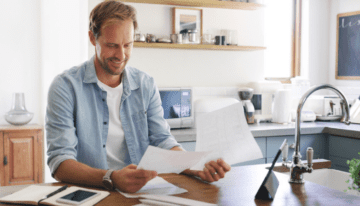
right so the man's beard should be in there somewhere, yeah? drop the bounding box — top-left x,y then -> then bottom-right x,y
99,57 -> 128,75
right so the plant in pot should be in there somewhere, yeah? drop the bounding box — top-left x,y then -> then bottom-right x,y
345,152 -> 360,193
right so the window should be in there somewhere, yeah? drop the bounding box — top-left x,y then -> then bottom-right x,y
264,0 -> 303,81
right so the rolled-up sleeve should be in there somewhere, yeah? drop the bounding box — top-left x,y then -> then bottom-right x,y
46,75 -> 78,176
146,79 -> 182,150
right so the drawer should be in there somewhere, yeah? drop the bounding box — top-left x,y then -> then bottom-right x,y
267,134 -> 327,161
255,137 -> 266,157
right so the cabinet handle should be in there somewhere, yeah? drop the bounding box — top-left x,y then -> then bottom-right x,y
4,156 -> 7,166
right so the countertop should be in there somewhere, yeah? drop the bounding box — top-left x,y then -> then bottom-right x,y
1,162 -> 359,205
172,121 -> 360,142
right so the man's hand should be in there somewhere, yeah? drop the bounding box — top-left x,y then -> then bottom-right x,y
182,159 -> 231,183
111,164 -> 157,193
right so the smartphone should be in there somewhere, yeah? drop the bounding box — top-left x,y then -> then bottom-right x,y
56,189 -> 100,205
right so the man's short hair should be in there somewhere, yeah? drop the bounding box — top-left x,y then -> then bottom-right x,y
89,0 -> 138,39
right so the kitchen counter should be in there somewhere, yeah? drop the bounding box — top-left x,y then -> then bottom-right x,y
214,164 -> 360,205
172,121 -> 360,142
1,162 -> 359,205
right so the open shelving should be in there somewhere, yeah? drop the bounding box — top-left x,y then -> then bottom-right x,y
122,0 -> 264,10
134,42 -> 266,51
126,0 -> 265,51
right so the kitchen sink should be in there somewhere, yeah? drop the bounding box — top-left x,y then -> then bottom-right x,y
303,169 -> 359,196
269,166 -> 359,196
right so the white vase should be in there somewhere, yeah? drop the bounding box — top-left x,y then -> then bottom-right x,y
5,93 -> 33,125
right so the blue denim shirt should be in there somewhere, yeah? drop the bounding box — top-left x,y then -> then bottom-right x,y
46,56 -> 181,175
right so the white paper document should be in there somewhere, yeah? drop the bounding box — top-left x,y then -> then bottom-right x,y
192,102 -> 263,170
118,176 -> 187,198
139,194 -> 217,206
139,198 -> 181,206
137,145 -> 211,174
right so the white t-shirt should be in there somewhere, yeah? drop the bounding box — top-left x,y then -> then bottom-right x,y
97,79 -> 130,170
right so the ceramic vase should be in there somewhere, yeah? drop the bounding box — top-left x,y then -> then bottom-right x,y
5,93 -> 33,125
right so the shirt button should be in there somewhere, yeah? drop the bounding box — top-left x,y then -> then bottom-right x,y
103,145 -> 106,148
102,99 -> 105,101
103,122 -> 107,125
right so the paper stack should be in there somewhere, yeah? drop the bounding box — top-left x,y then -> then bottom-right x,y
136,194 -> 217,206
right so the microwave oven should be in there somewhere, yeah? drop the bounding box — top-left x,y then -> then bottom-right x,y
159,87 -> 194,129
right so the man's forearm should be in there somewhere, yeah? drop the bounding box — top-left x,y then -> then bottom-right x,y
54,159 -> 107,188
55,147 -> 183,187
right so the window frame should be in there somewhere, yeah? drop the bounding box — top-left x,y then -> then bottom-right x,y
265,0 -> 302,83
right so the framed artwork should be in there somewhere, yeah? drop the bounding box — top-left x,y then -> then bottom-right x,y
336,10 -> 360,80
172,7 -> 203,38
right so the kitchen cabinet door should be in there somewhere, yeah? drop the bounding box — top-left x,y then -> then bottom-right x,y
267,135 -> 295,163
1,126 -> 43,186
267,134 -> 327,163
329,135 -> 360,172
0,132 -> 3,186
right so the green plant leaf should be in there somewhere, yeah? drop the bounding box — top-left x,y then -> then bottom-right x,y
345,152 -> 360,191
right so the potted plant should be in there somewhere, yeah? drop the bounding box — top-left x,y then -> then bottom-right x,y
345,152 -> 360,193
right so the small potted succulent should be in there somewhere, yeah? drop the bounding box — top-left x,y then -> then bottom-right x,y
345,152 -> 360,193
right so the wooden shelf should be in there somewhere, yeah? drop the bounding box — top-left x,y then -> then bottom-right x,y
122,0 -> 264,10
128,0 -> 265,50
133,42 -> 265,51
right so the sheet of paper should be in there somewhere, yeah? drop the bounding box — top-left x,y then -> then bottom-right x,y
118,176 -> 187,198
139,198 -> 182,206
192,102 -> 263,170
137,145 -> 211,174
140,194 -> 217,206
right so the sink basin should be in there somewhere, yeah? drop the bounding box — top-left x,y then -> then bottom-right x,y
303,168 -> 359,196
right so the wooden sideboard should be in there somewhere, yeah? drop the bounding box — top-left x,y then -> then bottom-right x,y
0,124 -> 43,186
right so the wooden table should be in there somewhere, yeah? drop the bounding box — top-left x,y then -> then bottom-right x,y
1,163 -> 360,205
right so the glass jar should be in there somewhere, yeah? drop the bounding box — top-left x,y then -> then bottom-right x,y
5,93 -> 33,125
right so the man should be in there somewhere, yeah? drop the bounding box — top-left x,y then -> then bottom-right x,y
46,1 -> 230,193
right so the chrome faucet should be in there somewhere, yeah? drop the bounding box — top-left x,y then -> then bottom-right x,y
284,84 -> 351,183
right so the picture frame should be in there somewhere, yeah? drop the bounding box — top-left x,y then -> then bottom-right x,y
172,7 -> 203,40
336,10 -> 360,80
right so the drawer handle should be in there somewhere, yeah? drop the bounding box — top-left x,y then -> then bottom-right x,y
3,156 -> 7,166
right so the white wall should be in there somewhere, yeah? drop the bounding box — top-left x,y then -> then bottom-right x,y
1,0 -> 90,184
88,1 -> 265,87
329,0 -> 360,92
0,0 -> 42,125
